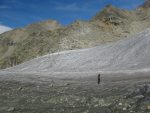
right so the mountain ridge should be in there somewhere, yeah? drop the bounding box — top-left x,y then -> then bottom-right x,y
0,1 -> 150,69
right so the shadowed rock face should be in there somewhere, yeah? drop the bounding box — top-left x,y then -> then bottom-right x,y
6,29 -> 150,72
1,1 -> 150,69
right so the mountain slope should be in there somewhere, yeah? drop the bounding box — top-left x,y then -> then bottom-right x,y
1,1 -> 150,69
0,20 -> 63,68
6,28 -> 150,72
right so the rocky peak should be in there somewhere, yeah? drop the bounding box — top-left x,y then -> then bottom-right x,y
93,5 -> 130,21
138,0 -> 150,9
92,5 -> 132,26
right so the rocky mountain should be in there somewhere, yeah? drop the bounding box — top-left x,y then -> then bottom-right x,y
1,1 -> 150,69
6,28 -> 150,72
138,0 -> 150,9
0,20 -> 62,68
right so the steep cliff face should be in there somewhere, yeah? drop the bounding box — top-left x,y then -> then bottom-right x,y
1,1 -> 150,69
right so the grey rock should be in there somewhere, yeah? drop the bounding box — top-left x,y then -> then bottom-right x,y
123,107 -> 127,111
118,102 -> 123,106
146,84 -> 150,93
18,87 -> 22,91
134,95 -> 144,99
8,107 -> 15,112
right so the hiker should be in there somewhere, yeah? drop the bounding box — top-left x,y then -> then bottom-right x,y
98,74 -> 101,84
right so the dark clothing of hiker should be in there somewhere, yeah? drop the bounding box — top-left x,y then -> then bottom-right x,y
98,74 -> 101,84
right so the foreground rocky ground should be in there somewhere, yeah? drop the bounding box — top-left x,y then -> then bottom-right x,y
0,72 -> 150,113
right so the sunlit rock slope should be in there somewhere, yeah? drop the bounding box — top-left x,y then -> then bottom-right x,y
6,28 -> 150,72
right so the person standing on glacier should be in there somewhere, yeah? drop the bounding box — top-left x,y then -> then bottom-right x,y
98,73 -> 101,84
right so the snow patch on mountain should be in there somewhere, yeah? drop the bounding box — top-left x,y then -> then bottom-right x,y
0,25 -> 12,34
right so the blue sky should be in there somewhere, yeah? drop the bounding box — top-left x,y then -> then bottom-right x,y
0,0 -> 144,28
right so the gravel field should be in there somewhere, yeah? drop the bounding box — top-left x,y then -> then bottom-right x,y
0,71 -> 150,113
